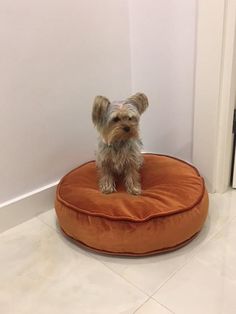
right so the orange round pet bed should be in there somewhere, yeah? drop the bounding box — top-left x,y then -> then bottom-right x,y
55,154 -> 208,256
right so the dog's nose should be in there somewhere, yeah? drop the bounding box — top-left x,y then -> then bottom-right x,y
123,126 -> 130,132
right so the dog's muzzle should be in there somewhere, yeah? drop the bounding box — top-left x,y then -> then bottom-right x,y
123,126 -> 130,133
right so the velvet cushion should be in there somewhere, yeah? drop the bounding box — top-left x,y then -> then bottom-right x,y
55,154 -> 208,256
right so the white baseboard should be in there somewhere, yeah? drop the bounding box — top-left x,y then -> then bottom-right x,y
0,181 -> 59,233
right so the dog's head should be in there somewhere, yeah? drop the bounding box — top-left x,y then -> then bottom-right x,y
92,93 -> 148,145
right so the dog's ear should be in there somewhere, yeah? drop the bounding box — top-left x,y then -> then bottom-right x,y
128,93 -> 149,115
92,95 -> 110,127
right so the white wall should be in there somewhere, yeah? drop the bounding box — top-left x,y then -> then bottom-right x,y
0,0 -> 131,204
129,0 -> 196,161
0,0 -> 196,205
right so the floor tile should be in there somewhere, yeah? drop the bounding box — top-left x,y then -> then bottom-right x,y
38,210 -> 195,296
39,210 -> 194,296
0,218 -> 147,314
90,192 -> 232,296
134,298 -> 173,314
194,217 -> 236,282
95,245 -> 196,296
153,258 -> 236,314
35,191 -> 236,304
205,192 -> 236,237
153,219 -> 236,314
37,209 -> 58,231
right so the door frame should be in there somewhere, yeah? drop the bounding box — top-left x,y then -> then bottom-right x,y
193,0 -> 236,193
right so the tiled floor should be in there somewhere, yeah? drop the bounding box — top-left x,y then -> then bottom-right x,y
1,190 -> 236,314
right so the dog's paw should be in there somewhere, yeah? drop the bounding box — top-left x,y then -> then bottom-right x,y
99,181 -> 116,194
126,184 -> 141,195
101,186 -> 116,194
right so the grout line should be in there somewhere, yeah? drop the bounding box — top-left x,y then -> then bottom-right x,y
149,238 -> 216,296
36,202 -> 236,305
132,296 -> 175,314
151,216 -> 236,298
95,258 -> 150,297
13,213 -> 151,313
36,211 -> 150,297
58,215 -> 225,300
151,259 -> 191,298
198,216 -> 236,249
150,297 -> 175,314
36,211 -> 60,234
90,221 -> 226,301
37,213 -> 156,314
132,296 -> 152,314
151,243 -> 207,296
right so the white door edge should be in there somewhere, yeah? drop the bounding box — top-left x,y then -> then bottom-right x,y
193,0 -> 236,193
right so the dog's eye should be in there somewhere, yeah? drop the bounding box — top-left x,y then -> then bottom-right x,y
128,117 -> 132,121
113,117 -> 120,123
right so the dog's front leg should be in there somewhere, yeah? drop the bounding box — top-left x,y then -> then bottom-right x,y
124,165 -> 141,195
98,166 -> 116,194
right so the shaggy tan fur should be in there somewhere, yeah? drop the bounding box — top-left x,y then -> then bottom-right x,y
92,93 -> 149,195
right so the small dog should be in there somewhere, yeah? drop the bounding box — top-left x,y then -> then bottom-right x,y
92,92 -> 149,195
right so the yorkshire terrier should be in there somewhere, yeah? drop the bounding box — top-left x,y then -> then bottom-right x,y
92,93 -> 149,195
